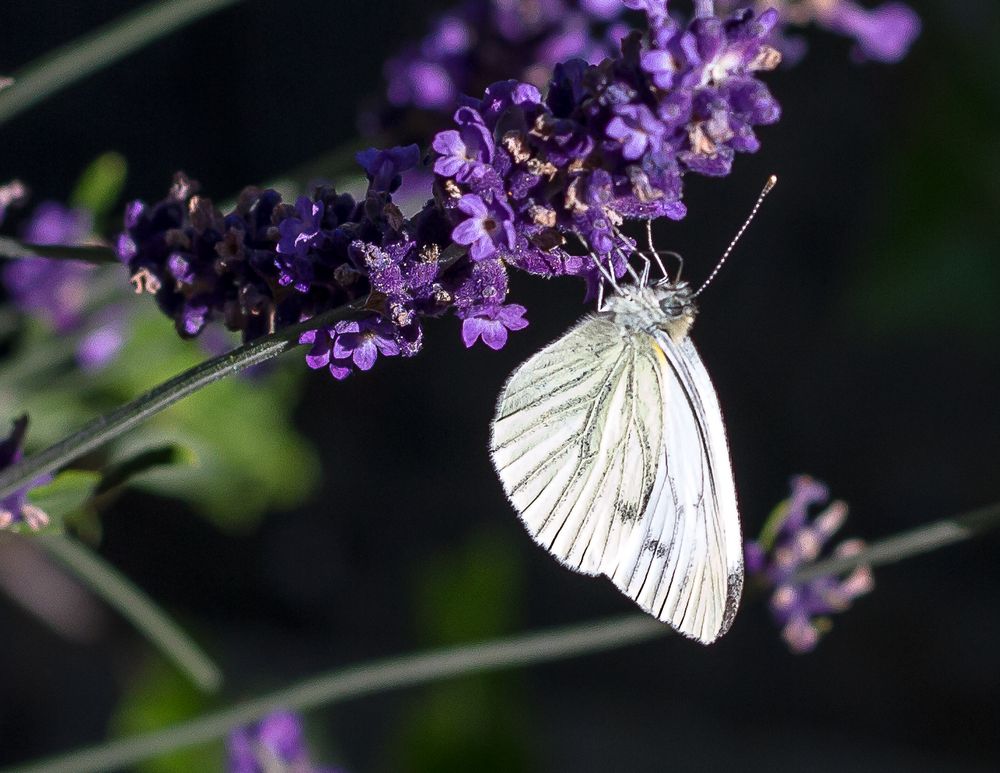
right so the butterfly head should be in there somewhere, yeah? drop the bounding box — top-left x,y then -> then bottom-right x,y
653,281 -> 698,342
604,281 -> 698,342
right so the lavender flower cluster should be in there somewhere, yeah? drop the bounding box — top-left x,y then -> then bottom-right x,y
367,0 -> 628,137
118,147 -> 529,379
372,0 -> 918,140
119,3 -> 781,377
745,476 -> 874,653
432,1 -> 782,296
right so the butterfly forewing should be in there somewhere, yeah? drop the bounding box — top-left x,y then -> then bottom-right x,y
490,316 -> 742,643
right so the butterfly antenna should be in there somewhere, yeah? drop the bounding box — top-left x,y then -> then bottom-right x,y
693,175 -> 777,298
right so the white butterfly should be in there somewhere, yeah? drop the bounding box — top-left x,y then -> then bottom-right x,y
490,273 -> 742,643
490,175 -> 776,642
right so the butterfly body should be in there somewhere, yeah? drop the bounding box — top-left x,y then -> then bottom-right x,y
490,280 -> 743,643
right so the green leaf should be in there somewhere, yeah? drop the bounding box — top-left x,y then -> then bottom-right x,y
94,311 -> 319,528
97,444 -> 197,495
70,151 -> 127,219
24,469 -> 100,532
390,534 -> 531,772
111,657 -> 222,773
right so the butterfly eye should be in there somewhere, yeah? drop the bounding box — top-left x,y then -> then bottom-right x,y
659,297 -> 684,318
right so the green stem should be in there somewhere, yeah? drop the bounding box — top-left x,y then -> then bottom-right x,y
4,614 -> 666,773
792,500 -> 1000,582
8,497 -> 1000,773
0,237 -> 118,264
0,299 -> 367,501
39,534 -> 222,694
0,0 -> 246,128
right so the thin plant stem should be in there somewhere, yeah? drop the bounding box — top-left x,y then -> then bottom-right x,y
792,500 -> 1000,582
38,533 -> 222,693
0,299 -> 367,501
0,0 -> 246,128
0,237 -> 118,264
4,614 -> 666,773
6,498 -> 1000,773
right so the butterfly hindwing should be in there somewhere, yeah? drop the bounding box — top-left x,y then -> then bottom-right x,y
611,331 -> 743,642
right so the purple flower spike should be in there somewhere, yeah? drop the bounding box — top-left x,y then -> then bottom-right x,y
432,107 -> 495,182
452,194 -> 516,260
745,475 -> 874,654
332,318 -> 401,371
606,104 -> 665,160
461,303 -> 528,350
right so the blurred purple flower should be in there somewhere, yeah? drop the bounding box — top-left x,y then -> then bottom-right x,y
2,200 -> 130,372
370,0 -> 629,133
716,0 -> 920,64
227,711 -> 342,773
0,416 -> 51,532
824,0 -> 921,63
745,476 -> 874,654
2,202 -> 95,332
77,309 -> 127,373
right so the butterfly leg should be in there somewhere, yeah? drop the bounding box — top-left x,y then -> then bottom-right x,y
636,251 -> 651,288
653,251 -> 683,286
589,252 -> 625,298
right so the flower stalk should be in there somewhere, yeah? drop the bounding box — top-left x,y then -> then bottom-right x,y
0,299 -> 368,502
8,498 -> 1000,773
792,501 -> 1000,583
39,534 -> 223,693
0,0 -> 246,127
0,237 -> 118,264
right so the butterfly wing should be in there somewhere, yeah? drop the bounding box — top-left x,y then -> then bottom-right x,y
612,331 -> 743,643
490,318 -> 742,644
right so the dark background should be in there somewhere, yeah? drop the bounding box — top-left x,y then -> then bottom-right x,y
2,0 -> 999,770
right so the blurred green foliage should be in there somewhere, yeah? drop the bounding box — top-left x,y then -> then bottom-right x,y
70,151 -> 128,226
94,312 -> 319,528
846,3 -> 1000,338
19,469 -> 100,534
388,532 -> 532,772
111,657 -> 222,773
0,154 -> 319,530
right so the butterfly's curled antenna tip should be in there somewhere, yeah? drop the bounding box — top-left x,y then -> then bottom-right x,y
693,174 -> 778,297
